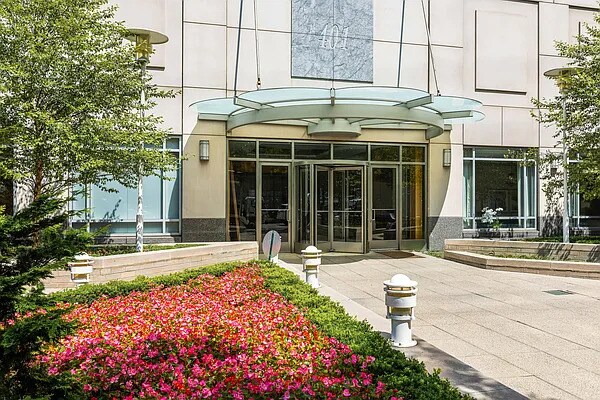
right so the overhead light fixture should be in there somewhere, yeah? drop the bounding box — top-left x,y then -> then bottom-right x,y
443,149 -> 451,167
199,140 -> 210,161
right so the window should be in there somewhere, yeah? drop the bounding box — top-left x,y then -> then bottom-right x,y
72,138 -> 181,234
463,147 -> 536,229
570,192 -> 600,229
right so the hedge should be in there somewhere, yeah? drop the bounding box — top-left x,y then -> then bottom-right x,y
42,260 -> 470,400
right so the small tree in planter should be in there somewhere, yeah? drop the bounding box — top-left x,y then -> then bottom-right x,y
480,207 -> 503,238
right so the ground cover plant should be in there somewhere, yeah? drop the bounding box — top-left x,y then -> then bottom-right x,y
41,266 -> 399,399
38,261 -> 469,399
87,243 -> 204,257
523,236 -> 600,244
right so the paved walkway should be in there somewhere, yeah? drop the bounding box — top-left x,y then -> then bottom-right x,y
278,252 -> 600,400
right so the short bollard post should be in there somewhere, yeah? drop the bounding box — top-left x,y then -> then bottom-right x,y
384,274 -> 418,348
68,253 -> 94,286
301,245 -> 322,288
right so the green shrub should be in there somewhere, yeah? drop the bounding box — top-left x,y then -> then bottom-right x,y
522,236 -> 600,244
87,243 -> 205,257
46,261 -> 241,305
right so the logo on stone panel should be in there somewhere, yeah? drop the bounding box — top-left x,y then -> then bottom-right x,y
292,0 -> 373,82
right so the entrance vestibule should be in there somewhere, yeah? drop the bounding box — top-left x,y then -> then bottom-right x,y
227,140 -> 426,254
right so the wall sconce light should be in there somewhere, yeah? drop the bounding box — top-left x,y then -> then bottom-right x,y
442,149 -> 451,167
199,140 -> 210,161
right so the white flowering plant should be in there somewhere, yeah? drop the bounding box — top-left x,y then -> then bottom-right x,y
481,207 -> 503,230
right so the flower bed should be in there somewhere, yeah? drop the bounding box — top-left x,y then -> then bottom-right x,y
41,267 -> 399,399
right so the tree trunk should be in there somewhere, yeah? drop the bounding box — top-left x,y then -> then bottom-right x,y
33,159 -> 43,201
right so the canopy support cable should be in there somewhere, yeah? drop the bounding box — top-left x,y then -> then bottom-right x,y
421,0 -> 441,96
397,0 -> 407,87
233,0 -> 244,101
253,0 -> 261,89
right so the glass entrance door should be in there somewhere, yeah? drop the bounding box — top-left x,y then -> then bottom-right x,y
260,164 -> 290,252
331,167 -> 364,252
370,166 -> 398,249
294,164 -> 364,253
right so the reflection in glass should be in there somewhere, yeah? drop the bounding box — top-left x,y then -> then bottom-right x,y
295,143 -> 330,159
372,168 -> 396,241
333,144 -> 368,161
371,145 -> 400,162
259,142 -> 292,159
229,161 -> 256,241
402,146 -> 425,162
316,168 -> 329,244
475,161 -> 519,227
229,140 -> 256,158
261,165 -> 289,243
296,165 -> 311,245
571,193 -> 600,228
463,160 -> 473,229
463,149 -> 537,229
332,169 -> 362,243
402,165 -> 424,240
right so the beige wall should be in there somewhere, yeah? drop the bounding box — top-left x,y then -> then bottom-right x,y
111,0 -> 599,234
111,0 -> 598,145
183,122 -> 227,219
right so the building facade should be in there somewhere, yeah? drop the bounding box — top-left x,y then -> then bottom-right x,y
86,0 -> 600,251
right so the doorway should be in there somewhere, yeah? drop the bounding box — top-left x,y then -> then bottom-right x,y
294,164 -> 365,253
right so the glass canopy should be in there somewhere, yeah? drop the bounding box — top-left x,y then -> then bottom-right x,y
190,86 -> 484,139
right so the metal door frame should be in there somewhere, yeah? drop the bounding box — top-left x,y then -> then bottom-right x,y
258,162 -> 292,253
368,164 -> 400,250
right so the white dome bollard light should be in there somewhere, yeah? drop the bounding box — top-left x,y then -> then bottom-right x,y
68,253 -> 94,286
301,245 -> 322,288
384,274 -> 418,348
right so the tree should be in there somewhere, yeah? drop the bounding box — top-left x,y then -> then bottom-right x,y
535,10 -> 600,204
0,0 -> 177,201
0,196 -> 92,398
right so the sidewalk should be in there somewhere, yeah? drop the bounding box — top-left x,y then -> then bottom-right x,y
278,252 -> 600,400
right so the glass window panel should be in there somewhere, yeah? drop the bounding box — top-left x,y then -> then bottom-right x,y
166,222 -> 180,233
474,161 -> 519,230
402,146 -> 425,163
579,196 -> 600,217
229,140 -> 256,158
166,137 -> 180,150
371,145 -> 400,162
463,147 -> 473,158
372,168 -> 396,241
144,222 -> 163,233
526,165 -> 536,219
333,144 -> 368,161
474,148 -> 511,159
261,165 -> 289,244
297,165 -> 312,245
463,160 -> 473,228
143,174 -> 162,220
90,222 -> 135,234
91,182 -> 136,220
228,161 -> 256,241
165,163 -> 180,220
294,143 -> 330,160
259,141 -> 292,159
402,165 -> 425,240
72,184 -> 87,219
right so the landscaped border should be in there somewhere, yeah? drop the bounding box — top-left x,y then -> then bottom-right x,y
45,260 -> 470,400
444,239 -> 600,279
43,242 -> 257,292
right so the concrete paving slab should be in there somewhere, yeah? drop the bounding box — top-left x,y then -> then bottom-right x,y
279,251 -> 600,399
499,376 -> 581,400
